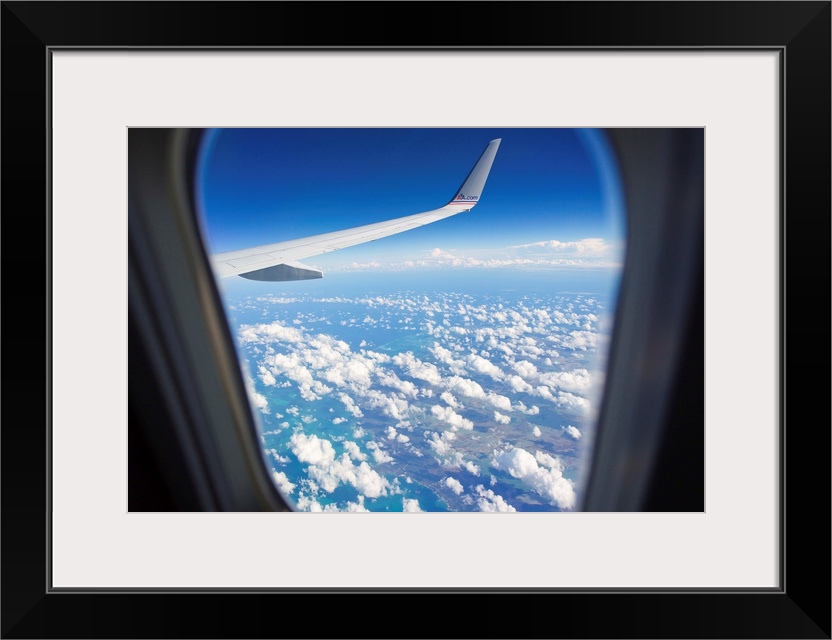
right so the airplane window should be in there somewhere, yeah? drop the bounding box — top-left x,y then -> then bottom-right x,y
194,128 -> 627,512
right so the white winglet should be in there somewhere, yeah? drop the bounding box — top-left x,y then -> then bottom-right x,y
212,139 -> 501,281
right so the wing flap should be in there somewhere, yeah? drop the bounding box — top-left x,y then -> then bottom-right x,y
239,260 -> 323,282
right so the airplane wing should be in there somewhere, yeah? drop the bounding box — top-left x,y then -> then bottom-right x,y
211,138 -> 501,281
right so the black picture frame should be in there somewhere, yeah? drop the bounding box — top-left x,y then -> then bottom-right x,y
3,2 -> 829,638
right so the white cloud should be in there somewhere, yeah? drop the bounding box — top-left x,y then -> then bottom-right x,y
364,389 -> 411,420
486,392 -> 512,412
290,433 -> 390,499
517,402 -> 540,415
491,447 -> 575,510
513,360 -> 539,379
339,393 -> 364,418
248,389 -> 269,415
475,485 -> 516,512
332,417 -> 346,425
321,356 -> 373,391
494,411 -> 511,425
343,440 -> 367,462
377,371 -> 419,398
537,368 -> 593,394
555,391 -> 591,416
342,495 -> 370,512
446,375 -> 486,400
308,454 -> 390,498
290,432 -> 336,467
532,426 -> 542,437
271,470 -> 296,495
366,441 -> 394,464
426,431 -> 449,456
431,405 -> 474,431
559,330 -> 598,351
402,498 -> 422,512
430,343 -> 466,374
239,321 -> 304,344
507,375 -> 534,393
393,352 -> 444,385
564,425 -> 582,440
510,238 -> 610,255
295,494 -> 323,512
445,477 -> 464,495
463,461 -> 481,476
467,354 -> 504,380
265,449 -> 290,464
258,366 -> 277,387
440,391 -> 460,408
292,241 -> 623,275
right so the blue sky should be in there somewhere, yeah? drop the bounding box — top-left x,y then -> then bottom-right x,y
195,128 -> 626,293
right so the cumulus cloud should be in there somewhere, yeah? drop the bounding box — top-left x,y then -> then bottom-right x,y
431,405 -> 474,431
393,352 -> 444,385
513,360 -> 539,379
402,498 -> 422,512
467,354 -> 504,380
446,375 -> 486,400
364,389 -> 412,421
290,432 -> 336,467
475,485 -> 516,512
366,441 -> 394,464
339,393 -> 364,418
440,391 -> 460,408
463,461 -> 481,476
236,288 -> 606,513
295,494 -> 323,512
537,368 -> 593,394
486,392 -> 512,412
239,321 -> 304,344
258,366 -> 277,387
327,237 -> 620,273
309,456 -> 389,498
342,496 -> 370,512
290,432 -> 390,498
510,238 -> 610,255
559,330 -> 598,351
377,371 -> 419,398
343,440 -> 367,461
491,447 -> 575,510
266,449 -> 290,464
507,375 -> 534,393
555,391 -> 591,416
445,477 -> 464,495
517,402 -> 540,415
426,431 -> 450,456
248,389 -> 269,415
271,470 -> 296,495
430,343 -> 466,374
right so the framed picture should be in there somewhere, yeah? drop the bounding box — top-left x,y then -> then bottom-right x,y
5,2 -> 828,637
